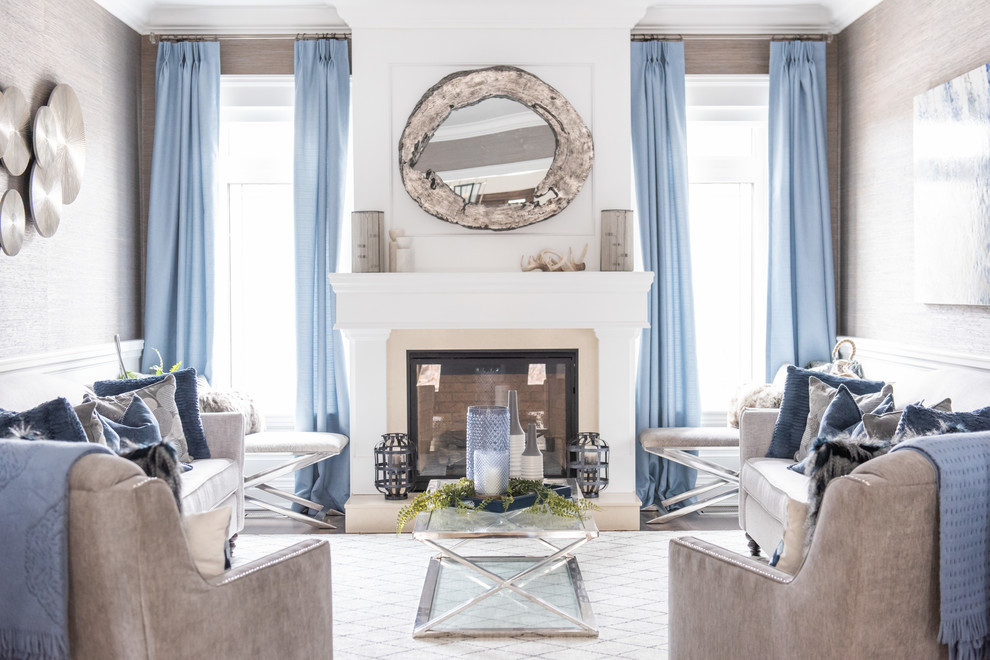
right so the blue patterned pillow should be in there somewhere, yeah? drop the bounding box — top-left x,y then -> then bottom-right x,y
892,404 -> 990,445
766,366 -> 886,459
104,396 -> 164,449
0,398 -> 89,443
93,368 -> 209,459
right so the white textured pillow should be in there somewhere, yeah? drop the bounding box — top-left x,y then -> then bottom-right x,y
183,506 -> 231,578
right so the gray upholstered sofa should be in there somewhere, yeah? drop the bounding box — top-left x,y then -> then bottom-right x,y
668,366 -> 990,658
737,366 -> 990,572
68,452 -> 332,659
0,372 -> 246,536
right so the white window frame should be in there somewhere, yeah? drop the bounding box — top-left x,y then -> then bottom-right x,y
686,75 -> 769,426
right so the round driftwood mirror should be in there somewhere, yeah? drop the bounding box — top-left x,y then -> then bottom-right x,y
398,66 -> 594,231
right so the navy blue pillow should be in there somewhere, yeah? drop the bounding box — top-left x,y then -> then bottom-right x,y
767,366 -> 886,459
0,398 -> 89,443
892,404 -> 990,445
93,368 -> 209,459
104,396 -> 164,449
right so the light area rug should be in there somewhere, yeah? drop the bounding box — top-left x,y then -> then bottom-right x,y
234,529 -> 751,659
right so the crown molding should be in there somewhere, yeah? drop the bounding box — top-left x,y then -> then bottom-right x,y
333,0 -> 650,30
91,0 -> 883,36
635,1 -> 883,35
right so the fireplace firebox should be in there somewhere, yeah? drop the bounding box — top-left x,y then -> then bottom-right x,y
407,349 -> 578,490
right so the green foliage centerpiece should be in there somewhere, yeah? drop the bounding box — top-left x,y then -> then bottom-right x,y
396,477 -> 598,533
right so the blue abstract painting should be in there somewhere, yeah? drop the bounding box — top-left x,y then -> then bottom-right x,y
914,62 -> 990,306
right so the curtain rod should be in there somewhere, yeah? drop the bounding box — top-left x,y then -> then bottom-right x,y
631,33 -> 833,43
148,32 -> 350,44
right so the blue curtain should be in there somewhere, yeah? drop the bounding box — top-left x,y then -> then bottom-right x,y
765,41 -> 836,380
631,41 -> 701,510
293,39 -> 351,516
144,42 -> 220,381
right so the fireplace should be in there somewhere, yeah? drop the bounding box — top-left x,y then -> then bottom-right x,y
328,271 -> 654,532
407,349 -> 578,489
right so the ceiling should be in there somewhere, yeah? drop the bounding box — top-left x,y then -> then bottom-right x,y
92,0 -> 884,35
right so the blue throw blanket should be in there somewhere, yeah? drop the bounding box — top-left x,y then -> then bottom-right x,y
894,431 -> 990,660
0,440 -> 111,660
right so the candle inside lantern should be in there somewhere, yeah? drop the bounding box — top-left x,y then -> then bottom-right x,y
473,449 -> 509,496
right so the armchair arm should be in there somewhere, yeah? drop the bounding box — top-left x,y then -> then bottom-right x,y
738,408 -> 779,465
201,411 -> 245,465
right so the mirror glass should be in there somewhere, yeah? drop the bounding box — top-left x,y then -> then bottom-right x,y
413,98 -> 555,206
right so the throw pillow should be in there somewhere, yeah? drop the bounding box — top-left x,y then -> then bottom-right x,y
892,404 -> 990,445
183,506 -> 232,578
104,396 -> 164,449
93,368 -> 210,460
862,398 -> 952,444
86,374 -> 191,462
766,365 -> 886,459
73,401 -> 109,447
0,398 -> 89,444
794,378 -> 894,462
199,389 -> 266,434
789,392 -> 894,475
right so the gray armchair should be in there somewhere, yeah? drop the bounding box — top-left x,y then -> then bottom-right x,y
68,453 -> 333,659
668,449 -> 945,659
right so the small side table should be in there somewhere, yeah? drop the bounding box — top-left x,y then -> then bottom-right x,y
243,431 -> 349,529
638,426 -> 740,523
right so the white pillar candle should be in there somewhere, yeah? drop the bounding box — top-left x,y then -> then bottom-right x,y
473,449 -> 509,496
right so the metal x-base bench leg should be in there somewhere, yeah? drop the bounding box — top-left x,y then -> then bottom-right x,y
638,427 -> 740,524
243,431 -> 349,529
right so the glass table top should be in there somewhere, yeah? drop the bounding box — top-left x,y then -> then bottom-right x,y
412,478 -> 599,540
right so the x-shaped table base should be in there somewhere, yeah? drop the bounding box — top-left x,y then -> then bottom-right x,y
413,536 -> 598,637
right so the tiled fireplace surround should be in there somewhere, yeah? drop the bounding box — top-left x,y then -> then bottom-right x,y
330,271 -> 654,532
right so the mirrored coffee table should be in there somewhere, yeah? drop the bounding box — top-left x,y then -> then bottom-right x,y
412,478 -> 599,637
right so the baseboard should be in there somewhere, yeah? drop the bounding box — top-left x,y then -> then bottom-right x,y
0,340 -> 144,382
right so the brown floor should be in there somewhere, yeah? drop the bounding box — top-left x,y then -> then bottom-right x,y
241,507 -> 741,535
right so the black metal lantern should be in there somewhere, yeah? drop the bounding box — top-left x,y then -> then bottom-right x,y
567,432 -> 609,498
374,433 -> 417,500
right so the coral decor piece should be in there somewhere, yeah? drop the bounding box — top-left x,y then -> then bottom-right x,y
520,244 -> 588,272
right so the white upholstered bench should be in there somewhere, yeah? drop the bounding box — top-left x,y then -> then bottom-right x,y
244,431 -> 349,529
638,427 -> 740,523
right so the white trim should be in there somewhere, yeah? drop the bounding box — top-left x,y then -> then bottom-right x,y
0,340 -> 144,378
845,336 -> 990,373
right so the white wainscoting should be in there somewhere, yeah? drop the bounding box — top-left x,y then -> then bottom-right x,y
848,336 -> 990,380
0,340 -> 144,381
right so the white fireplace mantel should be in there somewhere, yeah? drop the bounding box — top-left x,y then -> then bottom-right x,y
329,271 -> 655,531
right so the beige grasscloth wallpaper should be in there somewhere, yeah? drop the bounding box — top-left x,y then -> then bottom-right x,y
837,0 -> 990,354
0,0 -> 141,359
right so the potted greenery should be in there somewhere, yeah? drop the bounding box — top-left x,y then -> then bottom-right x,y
396,477 -> 598,533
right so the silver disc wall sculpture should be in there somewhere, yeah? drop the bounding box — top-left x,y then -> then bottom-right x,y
33,105 -> 59,168
48,84 -> 85,204
30,161 -> 61,238
0,189 -> 26,256
0,87 -> 31,176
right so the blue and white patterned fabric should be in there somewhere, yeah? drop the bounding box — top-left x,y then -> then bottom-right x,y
893,405 -> 990,445
0,440 -> 111,660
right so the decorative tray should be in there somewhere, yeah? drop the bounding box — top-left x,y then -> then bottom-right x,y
462,484 -> 572,513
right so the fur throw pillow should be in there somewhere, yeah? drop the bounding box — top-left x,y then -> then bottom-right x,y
198,390 -> 265,434
803,439 -> 888,554
727,381 -> 783,428
119,439 -> 183,513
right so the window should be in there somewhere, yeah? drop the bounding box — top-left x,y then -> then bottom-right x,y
215,76 -> 296,428
686,75 -> 769,424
